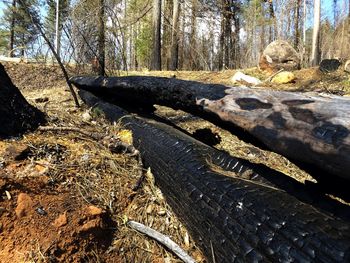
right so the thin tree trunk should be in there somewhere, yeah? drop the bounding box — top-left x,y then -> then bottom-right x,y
218,1 -> 225,70
150,0 -> 162,70
55,0 -> 60,60
98,0 -> 105,76
268,0 -> 275,42
9,0 -> 16,57
311,0 -> 321,66
223,0 -> 231,69
189,0 -> 198,70
294,0 -> 301,49
169,0 -> 180,71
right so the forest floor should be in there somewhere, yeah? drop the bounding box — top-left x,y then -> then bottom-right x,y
0,61 -> 349,262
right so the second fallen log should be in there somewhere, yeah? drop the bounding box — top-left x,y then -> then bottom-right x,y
70,76 -> 350,181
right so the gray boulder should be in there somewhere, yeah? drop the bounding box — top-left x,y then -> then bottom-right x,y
261,40 -> 300,71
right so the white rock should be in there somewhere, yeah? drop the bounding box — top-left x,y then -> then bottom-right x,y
82,111 -> 92,122
231,71 -> 262,85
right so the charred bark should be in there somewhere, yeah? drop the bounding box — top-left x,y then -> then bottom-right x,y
0,63 -> 45,138
78,90 -> 350,263
70,76 -> 350,182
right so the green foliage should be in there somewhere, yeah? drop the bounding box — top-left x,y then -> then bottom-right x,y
135,20 -> 152,67
0,29 -> 9,55
1,0 -> 40,56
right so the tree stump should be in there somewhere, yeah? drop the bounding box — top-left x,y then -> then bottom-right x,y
0,63 -> 45,138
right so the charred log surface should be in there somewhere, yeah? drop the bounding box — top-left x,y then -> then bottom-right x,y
79,90 -> 350,263
70,76 -> 350,182
0,63 -> 45,138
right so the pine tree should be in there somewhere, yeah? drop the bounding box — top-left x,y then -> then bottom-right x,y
2,0 -> 40,57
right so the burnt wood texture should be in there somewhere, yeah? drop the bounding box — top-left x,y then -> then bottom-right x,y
0,63 -> 45,138
79,90 -> 350,263
70,76 -> 350,181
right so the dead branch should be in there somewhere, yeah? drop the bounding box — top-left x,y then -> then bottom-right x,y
17,0 -> 80,107
127,220 -> 196,263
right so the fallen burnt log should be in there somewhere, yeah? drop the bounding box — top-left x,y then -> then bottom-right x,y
0,63 -> 45,138
79,89 -> 350,263
70,76 -> 350,182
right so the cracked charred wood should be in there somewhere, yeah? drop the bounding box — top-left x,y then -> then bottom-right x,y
70,76 -> 350,182
0,63 -> 45,138
78,89 -> 350,263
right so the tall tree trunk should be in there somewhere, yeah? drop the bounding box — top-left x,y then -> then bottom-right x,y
55,0 -> 60,60
268,0 -> 275,42
294,0 -> 301,49
9,0 -> 16,57
150,0 -> 162,70
169,0 -> 180,71
162,0 -> 172,69
232,3 -> 240,69
311,0 -> 321,66
218,0 -> 225,70
189,0 -> 198,70
98,0 -> 105,76
223,0 -> 231,69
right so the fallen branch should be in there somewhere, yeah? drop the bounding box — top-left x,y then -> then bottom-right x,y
127,220 -> 196,263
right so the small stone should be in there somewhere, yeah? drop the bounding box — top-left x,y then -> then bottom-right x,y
80,218 -> 102,232
82,111 -> 92,122
157,209 -> 166,216
86,205 -> 103,216
5,191 -> 11,200
272,71 -> 296,84
53,212 -> 68,228
15,193 -> 33,218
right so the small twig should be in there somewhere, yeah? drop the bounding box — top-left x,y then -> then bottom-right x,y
128,220 -> 196,263
210,240 -> 216,263
38,126 -> 104,140
263,69 -> 284,83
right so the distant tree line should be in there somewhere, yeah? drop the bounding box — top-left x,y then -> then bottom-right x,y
0,0 -> 349,72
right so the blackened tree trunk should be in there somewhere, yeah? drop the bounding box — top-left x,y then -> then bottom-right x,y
150,0 -> 162,70
0,63 -> 45,138
98,0 -> 106,76
70,75 -> 350,182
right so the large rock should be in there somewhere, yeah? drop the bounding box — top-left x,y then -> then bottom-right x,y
259,40 -> 300,72
0,63 -> 46,138
344,60 -> 350,73
319,59 -> 341,73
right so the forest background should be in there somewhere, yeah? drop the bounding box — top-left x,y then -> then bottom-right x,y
0,0 -> 349,73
